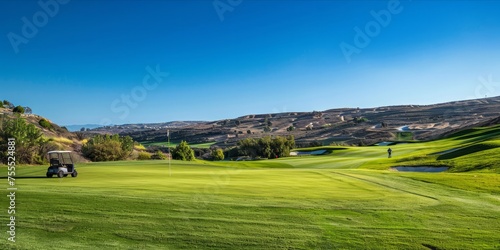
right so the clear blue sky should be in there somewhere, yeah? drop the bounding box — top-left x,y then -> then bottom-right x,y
1,0 -> 500,126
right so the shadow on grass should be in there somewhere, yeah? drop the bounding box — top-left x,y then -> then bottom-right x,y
437,143 -> 499,160
0,176 -> 47,179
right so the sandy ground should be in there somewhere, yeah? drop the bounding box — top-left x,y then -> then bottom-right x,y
391,166 -> 449,172
290,150 -> 327,156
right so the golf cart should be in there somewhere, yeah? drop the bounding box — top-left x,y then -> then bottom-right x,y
46,151 -> 78,178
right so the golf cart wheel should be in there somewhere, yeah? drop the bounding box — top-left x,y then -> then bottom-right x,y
46,173 -> 53,178
57,171 -> 64,178
71,170 -> 78,178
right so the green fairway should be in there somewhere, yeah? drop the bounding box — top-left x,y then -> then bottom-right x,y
2,125 -> 500,249
1,161 -> 499,249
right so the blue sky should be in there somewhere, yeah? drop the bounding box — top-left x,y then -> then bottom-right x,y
1,0 -> 500,126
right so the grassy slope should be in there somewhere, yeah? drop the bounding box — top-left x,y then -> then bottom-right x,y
292,125 -> 500,173
1,125 -> 499,249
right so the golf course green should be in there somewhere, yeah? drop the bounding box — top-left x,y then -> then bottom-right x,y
2,125 -> 500,249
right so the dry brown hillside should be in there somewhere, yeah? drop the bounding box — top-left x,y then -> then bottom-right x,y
111,96 -> 500,147
1,107 -> 84,160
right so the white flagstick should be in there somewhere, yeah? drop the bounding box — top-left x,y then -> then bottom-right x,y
167,129 -> 171,176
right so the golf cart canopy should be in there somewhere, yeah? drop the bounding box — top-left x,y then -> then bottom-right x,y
46,151 -> 78,178
47,151 -> 74,165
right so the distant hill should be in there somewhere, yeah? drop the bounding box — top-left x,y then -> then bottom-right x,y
88,121 -> 207,134
4,96 -> 500,153
103,96 -> 500,147
66,121 -> 207,132
65,124 -> 105,132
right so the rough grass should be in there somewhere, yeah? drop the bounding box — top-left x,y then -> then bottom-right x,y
48,136 -> 74,145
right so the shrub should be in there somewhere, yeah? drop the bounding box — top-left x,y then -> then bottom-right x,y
39,119 -> 53,130
152,150 -> 167,160
3,100 -> 14,108
13,106 -> 25,114
82,134 -> 134,161
75,132 -> 87,140
172,141 -> 195,161
354,117 -> 369,123
137,152 -> 151,160
211,148 -> 225,161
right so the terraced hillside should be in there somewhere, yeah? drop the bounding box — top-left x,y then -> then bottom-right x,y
112,96 -> 500,147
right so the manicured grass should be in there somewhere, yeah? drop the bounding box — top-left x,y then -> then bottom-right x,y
298,125 -> 500,173
1,160 -> 499,249
1,125 -> 499,249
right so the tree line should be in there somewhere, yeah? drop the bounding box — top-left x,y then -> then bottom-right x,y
237,135 -> 295,159
0,112 -> 295,164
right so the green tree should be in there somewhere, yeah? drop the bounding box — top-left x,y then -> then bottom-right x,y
3,100 -> 13,108
172,141 -> 195,161
237,138 -> 258,158
264,117 -> 272,127
236,135 -> 295,159
82,134 -> 134,161
271,135 -> 295,158
0,116 -> 46,164
258,136 -> 272,159
211,148 -> 225,161
39,119 -> 53,130
13,106 -> 25,114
